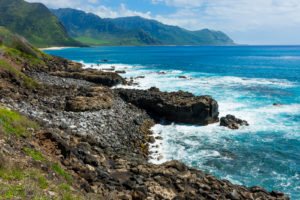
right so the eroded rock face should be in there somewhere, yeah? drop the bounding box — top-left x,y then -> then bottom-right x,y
65,86 -> 113,112
50,69 -> 125,87
220,114 -> 249,129
117,87 -> 219,125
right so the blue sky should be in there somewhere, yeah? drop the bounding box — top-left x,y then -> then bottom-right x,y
26,0 -> 300,45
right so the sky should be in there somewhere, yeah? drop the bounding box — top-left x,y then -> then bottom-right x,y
26,0 -> 300,45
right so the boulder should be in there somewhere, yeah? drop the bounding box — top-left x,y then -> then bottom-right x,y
178,76 -> 187,79
50,69 -> 125,87
116,87 -> 219,125
66,86 -> 113,112
116,70 -> 126,74
220,115 -> 249,129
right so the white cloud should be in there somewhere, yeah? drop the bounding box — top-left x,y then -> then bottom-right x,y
25,0 -> 300,44
26,0 -> 85,8
152,0 -> 203,7
151,0 -> 300,44
26,0 -> 151,18
80,3 -> 151,19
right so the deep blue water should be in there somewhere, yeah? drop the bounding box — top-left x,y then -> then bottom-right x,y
45,46 -> 300,199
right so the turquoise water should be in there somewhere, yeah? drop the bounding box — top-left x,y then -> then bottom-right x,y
45,46 -> 300,199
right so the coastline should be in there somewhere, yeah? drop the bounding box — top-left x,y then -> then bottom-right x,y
78,56 -> 299,199
39,46 -> 73,50
0,42 -> 292,199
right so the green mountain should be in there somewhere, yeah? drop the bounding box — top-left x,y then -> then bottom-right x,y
51,8 -> 160,46
112,16 -> 234,45
52,8 -> 234,46
0,0 -> 83,47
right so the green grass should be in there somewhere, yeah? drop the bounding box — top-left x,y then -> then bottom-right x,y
0,152 -> 87,200
37,176 -> 48,189
0,107 -> 39,137
0,0 -> 84,48
24,147 -> 48,162
75,37 -> 114,46
0,184 -> 25,199
52,163 -> 72,184
59,184 -> 70,191
0,60 -> 41,88
7,47 -> 45,66
0,167 -> 25,181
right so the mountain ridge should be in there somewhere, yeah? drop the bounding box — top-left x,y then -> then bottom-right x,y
52,8 -> 235,46
0,0 -> 84,47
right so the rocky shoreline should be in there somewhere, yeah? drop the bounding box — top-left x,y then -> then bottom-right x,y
0,36 -> 290,199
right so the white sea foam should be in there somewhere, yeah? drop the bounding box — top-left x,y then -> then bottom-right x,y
80,62 -> 300,170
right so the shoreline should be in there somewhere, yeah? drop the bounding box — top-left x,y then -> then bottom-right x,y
0,42 -> 291,199
39,46 -> 73,50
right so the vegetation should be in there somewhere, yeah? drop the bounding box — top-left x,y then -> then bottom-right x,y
0,107 -> 38,137
52,8 -> 160,46
0,0 -> 84,47
0,184 -> 26,199
24,147 -> 48,162
0,60 -> 41,88
52,163 -> 72,184
0,107 -> 85,199
0,153 -> 84,200
52,8 -> 234,46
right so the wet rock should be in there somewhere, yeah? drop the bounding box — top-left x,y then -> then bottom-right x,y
155,136 -> 163,140
149,136 -> 155,144
157,154 -> 164,161
116,70 -> 126,74
102,66 -> 115,71
271,190 -> 285,197
220,115 -> 249,129
157,71 -> 167,75
116,87 -> 219,125
273,103 -> 284,106
178,76 -> 187,79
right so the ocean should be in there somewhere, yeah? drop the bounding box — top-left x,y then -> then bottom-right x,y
45,46 -> 300,199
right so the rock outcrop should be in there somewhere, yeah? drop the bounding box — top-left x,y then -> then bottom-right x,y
0,35 -> 290,199
117,87 -> 219,125
220,114 -> 249,129
50,69 -> 125,87
65,86 -> 114,112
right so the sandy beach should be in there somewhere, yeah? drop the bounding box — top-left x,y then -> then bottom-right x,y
39,46 -> 72,50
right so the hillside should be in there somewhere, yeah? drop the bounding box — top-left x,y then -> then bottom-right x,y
0,0 -> 83,47
52,8 -> 235,46
51,8 -> 160,46
112,16 -> 234,45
